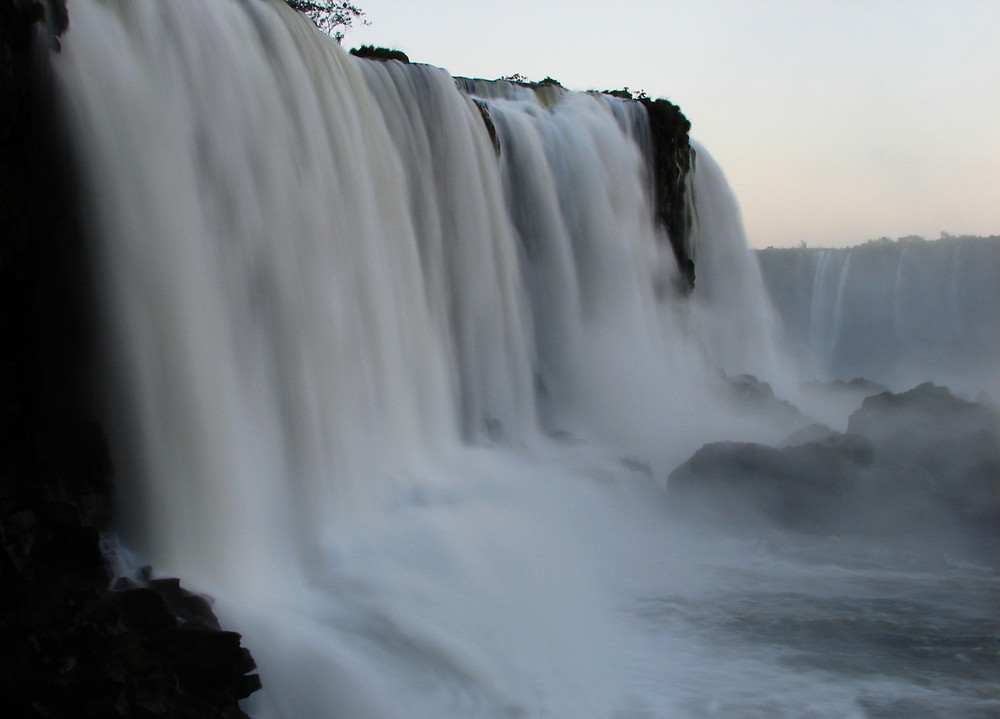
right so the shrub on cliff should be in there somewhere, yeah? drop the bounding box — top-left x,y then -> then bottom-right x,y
350,45 -> 409,63
284,0 -> 366,42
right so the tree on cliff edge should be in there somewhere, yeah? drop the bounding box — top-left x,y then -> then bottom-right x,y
284,0 -> 366,42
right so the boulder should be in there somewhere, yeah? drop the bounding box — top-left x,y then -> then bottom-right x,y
668,433 -> 874,533
668,382 -> 1000,547
1,495 -> 261,718
725,373 -> 809,431
780,422 -> 838,447
848,383 -> 1000,535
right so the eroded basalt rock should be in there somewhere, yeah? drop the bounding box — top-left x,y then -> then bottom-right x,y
725,373 -> 808,430
847,383 -> 1000,534
668,433 -> 875,533
640,97 -> 695,292
669,382 -> 1000,550
1,498 -> 261,718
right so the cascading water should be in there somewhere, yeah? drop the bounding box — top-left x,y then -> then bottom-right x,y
47,1 -> 999,718
760,237 -> 1000,397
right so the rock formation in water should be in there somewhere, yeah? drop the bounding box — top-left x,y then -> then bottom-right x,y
668,432 -> 876,533
669,383 -> 1000,553
2,502 -> 262,718
847,382 -> 1000,537
723,373 -> 807,430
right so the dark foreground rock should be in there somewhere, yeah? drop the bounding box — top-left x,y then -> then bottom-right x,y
1,496 -> 261,719
669,383 -> 1000,549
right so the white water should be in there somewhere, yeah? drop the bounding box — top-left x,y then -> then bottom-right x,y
49,2 -> 998,718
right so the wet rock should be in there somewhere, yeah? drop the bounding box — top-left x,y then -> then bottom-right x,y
726,373 -> 809,430
669,382 -> 1000,548
668,433 -> 874,532
1,491 -> 258,718
150,625 -> 259,697
780,422 -> 838,447
848,383 -> 1000,535
148,577 -> 221,630
119,588 -> 177,635
1,514 -> 262,718
640,97 -> 695,292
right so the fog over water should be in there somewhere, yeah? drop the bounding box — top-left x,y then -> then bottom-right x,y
49,1 -> 999,717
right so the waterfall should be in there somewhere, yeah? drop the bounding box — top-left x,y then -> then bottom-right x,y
828,248 -> 853,368
685,142 -> 786,386
50,1 -> 792,716
760,237 -> 1000,396
803,248 -> 852,375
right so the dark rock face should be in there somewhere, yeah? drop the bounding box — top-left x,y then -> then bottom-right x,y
2,0 -> 97,504
1,496 -> 261,718
669,383 -> 1000,550
640,97 -> 695,293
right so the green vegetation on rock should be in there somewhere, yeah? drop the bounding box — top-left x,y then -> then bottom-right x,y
350,44 -> 410,63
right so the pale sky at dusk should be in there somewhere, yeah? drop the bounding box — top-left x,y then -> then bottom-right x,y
345,0 -> 999,248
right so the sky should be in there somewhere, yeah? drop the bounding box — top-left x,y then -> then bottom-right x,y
344,0 -> 999,248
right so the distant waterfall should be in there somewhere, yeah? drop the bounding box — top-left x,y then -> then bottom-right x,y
50,1 -> 788,717
758,237 -> 1000,395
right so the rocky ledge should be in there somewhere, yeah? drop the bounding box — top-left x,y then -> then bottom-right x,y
1,496 -> 261,719
669,383 -> 1000,556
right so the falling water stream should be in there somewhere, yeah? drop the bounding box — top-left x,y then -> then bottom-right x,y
49,1 -> 998,717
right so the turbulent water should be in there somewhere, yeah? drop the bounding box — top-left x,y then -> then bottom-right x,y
49,1 -> 998,717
